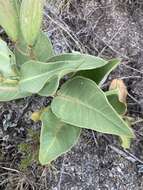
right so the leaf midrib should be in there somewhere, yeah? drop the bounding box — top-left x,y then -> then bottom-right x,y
21,66 -> 74,83
20,59 -> 107,84
54,94 -> 131,136
41,121 -> 65,159
0,86 -> 18,92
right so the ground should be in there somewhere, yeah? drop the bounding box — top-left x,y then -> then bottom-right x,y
1,0 -> 143,189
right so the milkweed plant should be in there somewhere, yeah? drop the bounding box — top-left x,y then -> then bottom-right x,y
0,0 -> 134,165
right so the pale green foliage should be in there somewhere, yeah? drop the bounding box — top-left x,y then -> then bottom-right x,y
0,0 -> 19,41
19,54 -> 107,93
20,0 -> 44,46
0,0 -> 135,166
34,32 -> 54,62
120,136 -> 131,149
38,76 -> 59,97
0,83 -> 30,101
15,32 -> 54,65
39,108 -> 81,165
0,39 -> 30,101
51,76 -> 134,138
0,39 -> 16,78
12,0 -> 22,16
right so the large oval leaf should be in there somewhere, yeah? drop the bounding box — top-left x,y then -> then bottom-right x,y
19,53 -> 108,93
39,108 -> 81,165
51,76 -> 134,138
20,0 -> 44,45
0,0 -> 19,41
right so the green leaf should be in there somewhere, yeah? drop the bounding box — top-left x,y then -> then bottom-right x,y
20,0 -> 44,46
105,90 -> 127,115
39,108 -> 81,165
15,32 -> 54,65
120,116 -> 133,149
0,82 -> 30,102
0,0 -> 19,41
15,37 -> 30,66
0,39 -> 17,78
77,59 -> 120,85
120,136 -> 131,149
34,32 -> 54,62
19,53 -> 108,93
12,0 -> 22,16
47,52 -> 86,62
38,77 -> 59,97
51,76 -> 134,138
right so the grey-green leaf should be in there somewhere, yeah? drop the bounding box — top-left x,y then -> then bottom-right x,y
19,53 -> 108,93
39,108 -> 81,165
106,89 -> 127,115
0,82 -> 30,102
15,32 -> 54,65
15,37 -> 30,66
0,0 -> 19,41
38,77 -> 59,97
34,32 -> 54,62
51,76 -> 134,138
12,0 -> 22,16
77,59 -> 120,85
0,39 -> 17,78
20,0 -> 44,45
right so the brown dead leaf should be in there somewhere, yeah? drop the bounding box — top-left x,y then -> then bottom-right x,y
109,79 -> 128,104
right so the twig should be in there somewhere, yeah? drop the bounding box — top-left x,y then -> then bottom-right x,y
121,63 -> 143,75
44,7 -> 84,53
109,145 -> 143,164
128,93 -> 140,105
57,156 -> 66,190
0,166 -> 20,173
98,20 -> 128,57
132,119 -> 143,125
